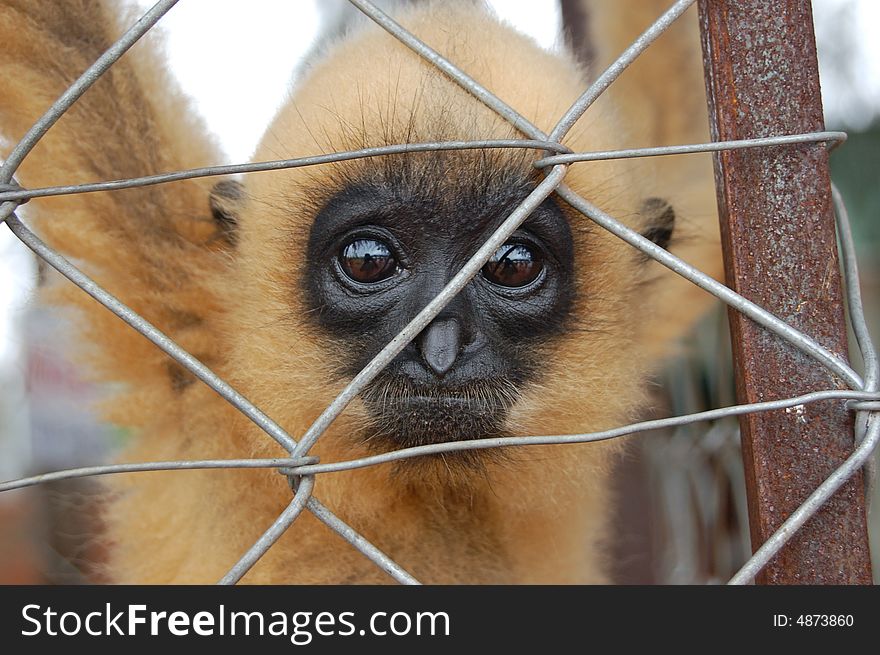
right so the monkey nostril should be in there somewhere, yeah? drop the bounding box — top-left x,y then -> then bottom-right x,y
417,317 -> 462,377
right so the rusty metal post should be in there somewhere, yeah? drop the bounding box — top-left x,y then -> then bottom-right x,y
697,0 -> 872,583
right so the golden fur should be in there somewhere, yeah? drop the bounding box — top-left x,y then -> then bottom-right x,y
0,0 -> 720,583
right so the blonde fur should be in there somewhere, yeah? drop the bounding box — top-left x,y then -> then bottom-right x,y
0,0 -> 721,583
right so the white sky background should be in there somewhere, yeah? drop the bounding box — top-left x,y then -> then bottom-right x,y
1,0 -> 879,365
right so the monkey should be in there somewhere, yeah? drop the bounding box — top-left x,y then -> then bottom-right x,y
0,0 -> 721,583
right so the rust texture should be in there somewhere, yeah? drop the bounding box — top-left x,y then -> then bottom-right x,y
697,0 -> 872,583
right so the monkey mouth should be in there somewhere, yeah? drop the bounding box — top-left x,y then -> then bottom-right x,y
358,375 -> 519,452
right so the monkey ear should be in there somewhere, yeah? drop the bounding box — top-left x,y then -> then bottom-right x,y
639,197 -> 675,251
209,180 -> 246,245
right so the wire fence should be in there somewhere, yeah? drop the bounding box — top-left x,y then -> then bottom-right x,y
0,0 -> 877,585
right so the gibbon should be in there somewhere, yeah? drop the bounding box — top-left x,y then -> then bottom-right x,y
0,0 -> 721,583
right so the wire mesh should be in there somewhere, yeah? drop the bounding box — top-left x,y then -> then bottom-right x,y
0,0 -> 877,585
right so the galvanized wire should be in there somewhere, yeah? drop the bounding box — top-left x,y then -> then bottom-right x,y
0,0 -> 876,586
218,475 -> 316,586
0,140 -> 571,204
532,131 -> 847,167
2,390 -> 875,490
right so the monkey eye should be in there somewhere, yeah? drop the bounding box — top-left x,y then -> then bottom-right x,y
482,242 -> 544,288
339,238 -> 399,284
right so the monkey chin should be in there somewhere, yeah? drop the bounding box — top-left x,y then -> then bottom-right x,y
357,373 -> 518,474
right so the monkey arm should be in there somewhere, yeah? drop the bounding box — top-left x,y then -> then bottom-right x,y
0,0 -> 230,393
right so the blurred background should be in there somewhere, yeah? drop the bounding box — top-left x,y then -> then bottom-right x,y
0,0 -> 877,584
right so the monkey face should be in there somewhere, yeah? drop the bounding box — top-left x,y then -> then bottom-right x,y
229,5 -> 701,476
302,159 -> 576,449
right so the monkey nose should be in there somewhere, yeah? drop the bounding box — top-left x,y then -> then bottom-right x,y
417,317 -> 462,377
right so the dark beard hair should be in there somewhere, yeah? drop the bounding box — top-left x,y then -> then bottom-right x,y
356,371 -> 521,471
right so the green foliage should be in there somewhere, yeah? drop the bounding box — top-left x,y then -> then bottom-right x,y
831,123 -> 880,250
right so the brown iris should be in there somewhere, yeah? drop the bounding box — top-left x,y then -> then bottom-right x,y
482,242 -> 543,288
339,238 -> 398,283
